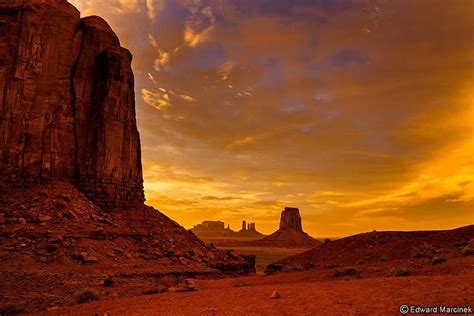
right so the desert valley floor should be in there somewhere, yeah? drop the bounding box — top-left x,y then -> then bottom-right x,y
42,257 -> 474,315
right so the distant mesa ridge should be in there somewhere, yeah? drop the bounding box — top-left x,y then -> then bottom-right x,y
192,221 -> 230,232
192,219 -> 264,237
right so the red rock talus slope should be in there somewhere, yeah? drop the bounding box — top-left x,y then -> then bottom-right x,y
273,225 -> 474,272
0,1 -> 255,313
0,183 -> 255,312
0,0 -> 142,207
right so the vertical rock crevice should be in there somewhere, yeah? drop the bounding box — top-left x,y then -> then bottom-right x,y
69,24 -> 85,181
0,0 -> 144,208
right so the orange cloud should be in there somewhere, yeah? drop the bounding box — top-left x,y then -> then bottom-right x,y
68,0 -> 474,236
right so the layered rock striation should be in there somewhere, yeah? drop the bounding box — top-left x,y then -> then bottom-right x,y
0,0 -> 143,207
279,207 -> 303,231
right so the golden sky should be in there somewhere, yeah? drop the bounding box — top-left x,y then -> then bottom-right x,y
69,0 -> 474,237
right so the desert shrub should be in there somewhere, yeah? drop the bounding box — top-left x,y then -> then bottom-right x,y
333,266 -> 359,278
141,288 -> 166,295
453,241 -> 468,248
264,263 -> 283,275
412,251 -> 424,258
324,238 -> 331,244
233,281 -> 250,288
282,264 -> 303,272
103,278 -> 114,287
75,289 -> 99,304
356,256 -> 370,265
264,267 -> 274,275
380,255 -> 388,262
303,262 -> 316,270
462,247 -> 474,257
0,304 -> 25,315
393,268 -> 410,277
431,256 -> 446,266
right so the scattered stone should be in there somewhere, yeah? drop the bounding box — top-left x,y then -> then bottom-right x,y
84,256 -> 99,263
18,217 -> 27,225
39,215 -> 52,222
46,243 -> 61,253
48,235 -> 64,244
103,278 -> 114,287
184,278 -> 198,291
79,252 -> 99,263
270,290 -> 281,299
112,248 -> 124,254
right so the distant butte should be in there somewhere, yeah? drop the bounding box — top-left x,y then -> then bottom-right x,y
258,207 -> 321,248
208,207 -> 321,248
191,220 -> 265,241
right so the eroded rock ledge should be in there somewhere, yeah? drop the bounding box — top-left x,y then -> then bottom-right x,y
0,0 -> 143,207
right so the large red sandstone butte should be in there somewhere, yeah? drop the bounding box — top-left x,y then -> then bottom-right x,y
259,207 -> 321,248
0,1 -> 255,312
279,207 -> 303,231
0,0 -> 142,207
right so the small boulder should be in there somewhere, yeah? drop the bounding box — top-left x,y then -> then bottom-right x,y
270,290 -> 281,299
46,243 -> 61,252
79,252 -> 99,263
83,256 -> 99,263
184,278 -> 198,291
39,215 -> 52,222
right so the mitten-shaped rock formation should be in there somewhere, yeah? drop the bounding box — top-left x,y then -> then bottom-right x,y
0,0 -> 143,207
279,207 -> 303,231
259,207 -> 321,248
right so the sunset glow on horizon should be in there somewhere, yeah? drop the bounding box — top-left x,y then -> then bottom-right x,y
69,0 -> 473,237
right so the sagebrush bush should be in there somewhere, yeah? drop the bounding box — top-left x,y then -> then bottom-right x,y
431,256 -> 446,266
333,266 -> 359,278
462,247 -> 474,257
393,268 -> 410,277
412,251 -> 424,258
75,289 -> 99,304
103,278 -> 114,287
0,304 -> 25,315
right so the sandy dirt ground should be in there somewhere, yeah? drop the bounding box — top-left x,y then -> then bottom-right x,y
41,266 -> 474,316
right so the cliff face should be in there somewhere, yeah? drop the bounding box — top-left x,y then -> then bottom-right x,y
279,207 -> 303,231
0,0 -> 143,207
0,5 -> 255,309
260,207 -> 321,248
